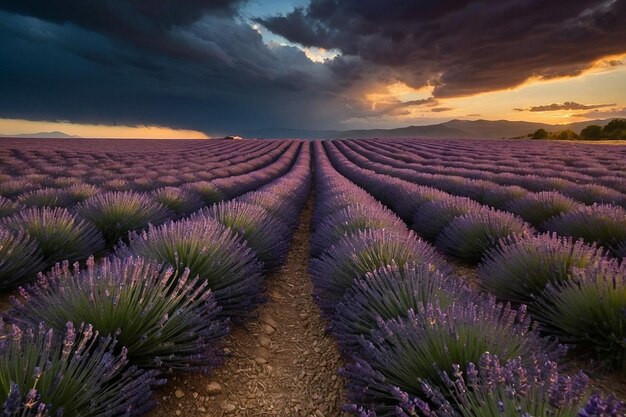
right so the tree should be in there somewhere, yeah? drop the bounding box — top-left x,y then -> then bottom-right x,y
580,125 -> 603,140
602,119 -> 626,139
557,129 -> 579,141
531,128 -> 549,139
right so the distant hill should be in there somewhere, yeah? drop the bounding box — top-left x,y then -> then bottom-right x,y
0,131 -> 80,139
246,119 -> 613,140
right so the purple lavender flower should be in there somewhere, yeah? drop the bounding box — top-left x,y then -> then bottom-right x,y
77,191 -> 172,245
436,208 -> 535,264
478,233 -> 607,304
412,196 -> 483,241
341,300 -> 561,415
121,216 -> 264,320
532,261 -> 626,374
310,229 -> 451,317
312,204 -> 406,257
0,226 -> 46,290
2,207 -> 106,267
7,256 -> 229,373
543,204 -> 626,256
332,262 -> 470,357
505,191 -> 581,227
0,320 -> 162,416
196,201 -> 292,272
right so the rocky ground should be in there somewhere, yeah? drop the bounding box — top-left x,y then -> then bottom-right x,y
147,197 -> 351,417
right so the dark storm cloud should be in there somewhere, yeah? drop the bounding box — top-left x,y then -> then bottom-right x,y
258,0 -> 626,97
0,9 -> 349,133
514,102 -> 616,112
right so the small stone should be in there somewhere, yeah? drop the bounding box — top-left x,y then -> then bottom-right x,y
255,357 -> 267,365
198,406 -> 207,412
259,336 -> 271,347
206,382 -> 222,395
175,411 -> 181,416
174,389 -> 185,399
262,316 -> 278,328
315,410 -> 325,417
262,324 -> 275,335
192,392 -> 199,399
222,403 -> 236,413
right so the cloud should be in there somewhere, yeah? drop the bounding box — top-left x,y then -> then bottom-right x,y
258,0 -> 626,97
571,107 -> 626,118
515,101 -> 616,112
431,107 -> 453,112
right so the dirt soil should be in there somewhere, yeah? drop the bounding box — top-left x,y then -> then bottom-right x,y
147,196 -> 351,417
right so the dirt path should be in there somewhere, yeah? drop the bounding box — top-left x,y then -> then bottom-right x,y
147,196 -> 350,417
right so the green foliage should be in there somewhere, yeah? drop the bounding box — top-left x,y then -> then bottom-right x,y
602,118 -> 626,139
581,124 -> 604,140
531,128 -> 549,139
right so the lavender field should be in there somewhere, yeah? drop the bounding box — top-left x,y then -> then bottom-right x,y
0,137 -> 624,417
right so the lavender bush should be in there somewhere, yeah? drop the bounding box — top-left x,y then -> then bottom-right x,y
151,186 -> 203,217
332,262 -> 469,356
183,181 -> 225,205
0,321 -> 161,416
310,229 -> 450,317
311,204 -> 406,257
2,207 -> 106,267
8,256 -> 229,373
505,191 -> 580,227
391,352 -> 623,417
543,204 -> 626,256
197,201 -> 291,271
77,191 -> 171,245
16,188 -> 71,208
0,196 -> 22,218
412,196 -> 482,241
0,227 -> 46,289
478,233 -> 607,304
532,262 -> 626,374
341,300 -> 561,415
122,217 -> 264,320
436,209 -> 534,264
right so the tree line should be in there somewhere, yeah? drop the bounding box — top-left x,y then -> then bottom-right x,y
528,119 -> 626,141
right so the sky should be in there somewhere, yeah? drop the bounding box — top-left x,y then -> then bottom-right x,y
0,0 -> 625,138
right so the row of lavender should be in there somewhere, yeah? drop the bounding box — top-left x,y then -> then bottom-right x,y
0,141 -> 301,290
309,142 -> 622,416
331,141 -> 626,259
0,142 -> 311,415
348,138 -> 626,205
0,140 -> 294,207
326,140 -> 625,374
364,138 -> 626,191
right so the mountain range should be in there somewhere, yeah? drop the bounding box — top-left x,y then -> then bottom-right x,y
0,119 -> 614,140
244,119 -> 612,140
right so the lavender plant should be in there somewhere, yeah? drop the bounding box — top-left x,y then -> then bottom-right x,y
412,196 -> 483,241
479,185 -> 528,210
0,321 -> 161,416
77,191 -> 171,245
436,209 -> 534,264
311,204 -> 406,257
532,262 -> 626,374
543,205 -> 626,256
0,196 -> 22,218
8,256 -> 229,372
16,188 -> 71,208
478,233 -> 607,304
341,300 -> 561,415
505,191 -> 580,227
309,229 -> 450,317
121,217 -> 264,319
65,183 -> 101,204
183,181 -> 225,205
2,207 -> 106,266
0,227 -> 46,289
151,186 -> 203,217
392,352 -> 623,417
332,262 -> 470,356
197,201 -> 291,271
